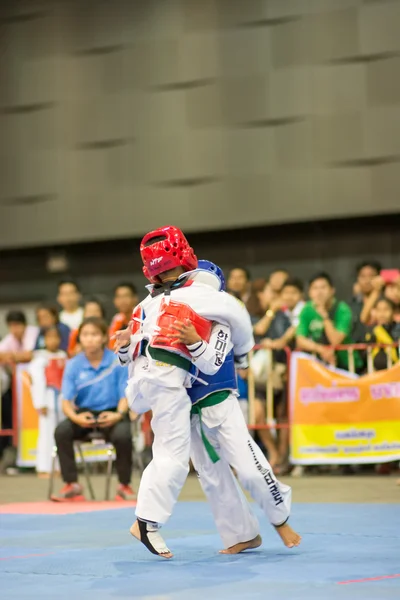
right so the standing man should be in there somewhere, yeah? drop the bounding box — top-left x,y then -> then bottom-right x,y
58,280 -> 84,331
227,268 -> 252,304
109,283 -> 139,349
296,272 -> 360,370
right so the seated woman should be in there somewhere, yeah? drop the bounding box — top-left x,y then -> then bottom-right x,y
363,298 -> 400,371
52,317 -> 135,502
68,299 -> 106,357
36,304 -> 70,352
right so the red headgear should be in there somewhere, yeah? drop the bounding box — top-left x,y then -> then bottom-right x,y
140,225 -> 198,283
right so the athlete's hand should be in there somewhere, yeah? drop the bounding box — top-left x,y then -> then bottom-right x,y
168,319 -> 202,346
111,324 -> 132,353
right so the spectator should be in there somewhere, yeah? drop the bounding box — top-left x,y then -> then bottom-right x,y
58,280 -> 84,330
0,311 -> 39,366
384,282 -> 400,322
268,269 -> 289,297
29,326 -> 67,476
109,283 -> 138,348
227,267 -> 251,305
35,304 -> 70,352
252,285 -> 292,470
296,272 -> 361,370
351,261 -> 381,328
246,278 -> 267,321
253,281 -> 287,340
52,317 -> 135,502
363,298 -> 400,370
68,299 -> 106,357
359,272 -> 400,326
0,311 -> 39,462
262,278 -> 305,351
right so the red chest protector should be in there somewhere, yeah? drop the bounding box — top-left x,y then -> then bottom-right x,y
151,298 -> 213,360
45,358 -> 66,391
129,305 -> 146,360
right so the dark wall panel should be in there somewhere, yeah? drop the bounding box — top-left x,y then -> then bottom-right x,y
1,0 -> 400,249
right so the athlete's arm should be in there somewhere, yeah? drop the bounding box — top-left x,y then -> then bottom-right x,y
186,323 -> 232,376
117,341 -> 131,366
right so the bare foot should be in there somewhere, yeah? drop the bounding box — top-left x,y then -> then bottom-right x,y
37,472 -> 50,479
130,519 -> 173,559
275,523 -> 301,548
219,534 -> 262,555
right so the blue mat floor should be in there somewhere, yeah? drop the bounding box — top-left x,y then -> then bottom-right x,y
1,502 -> 399,600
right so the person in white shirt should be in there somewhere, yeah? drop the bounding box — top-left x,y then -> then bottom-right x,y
28,326 -> 67,476
0,310 -> 39,381
0,310 -> 39,459
57,280 -> 84,330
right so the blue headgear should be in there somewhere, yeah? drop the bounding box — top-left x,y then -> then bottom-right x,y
197,260 -> 226,292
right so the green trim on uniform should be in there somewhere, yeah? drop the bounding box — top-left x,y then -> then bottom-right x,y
191,390 -> 231,463
141,340 -> 191,372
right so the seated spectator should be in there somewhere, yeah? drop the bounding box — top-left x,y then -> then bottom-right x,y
109,283 -> 139,349
227,267 -> 251,305
52,317 -> 135,502
35,304 -> 70,352
351,261 -> 381,329
296,272 -> 361,370
29,326 -> 67,477
363,298 -> 400,370
58,280 -> 84,330
68,299 -> 106,357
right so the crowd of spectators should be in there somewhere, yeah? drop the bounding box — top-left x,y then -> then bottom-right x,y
227,262 -> 400,476
0,281 -> 139,499
0,262 -> 399,486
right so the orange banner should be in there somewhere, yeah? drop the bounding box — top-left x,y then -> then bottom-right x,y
289,352 -> 400,464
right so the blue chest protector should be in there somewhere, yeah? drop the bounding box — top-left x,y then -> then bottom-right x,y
188,350 -> 237,405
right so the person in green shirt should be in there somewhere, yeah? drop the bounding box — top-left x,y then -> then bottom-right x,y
296,272 -> 360,370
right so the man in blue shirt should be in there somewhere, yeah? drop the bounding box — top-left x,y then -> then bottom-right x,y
52,317 -> 134,502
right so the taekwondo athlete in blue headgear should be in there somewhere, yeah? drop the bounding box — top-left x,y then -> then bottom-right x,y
188,259 -> 299,554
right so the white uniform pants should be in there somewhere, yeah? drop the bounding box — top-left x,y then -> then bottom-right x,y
36,407 -> 59,473
190,394 -> 292,549
134,379 -> 192,526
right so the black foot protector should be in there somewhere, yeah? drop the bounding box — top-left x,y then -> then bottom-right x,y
133,519 -> 172,558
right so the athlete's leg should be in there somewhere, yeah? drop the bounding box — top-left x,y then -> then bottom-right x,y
213,395 -> 301,548
132,381 -> 191,558
190,415 -> 260,552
